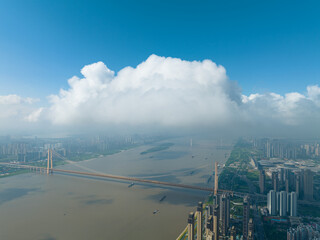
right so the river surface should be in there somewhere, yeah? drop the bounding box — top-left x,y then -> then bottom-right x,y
0,137 -> 231,240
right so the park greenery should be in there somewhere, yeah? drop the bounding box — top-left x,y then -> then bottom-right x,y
246,170 -> 259,182
219,167 -> 247,192
263,220 -> 287,240
219,139 -> 254,193
225,141 -> 251,169
299,204 -> 320,218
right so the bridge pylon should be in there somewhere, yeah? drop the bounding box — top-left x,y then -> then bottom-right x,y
214,161 -> 218,196
47,149 -> 53,175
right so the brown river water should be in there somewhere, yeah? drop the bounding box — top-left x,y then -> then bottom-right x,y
0,137 -> 231,240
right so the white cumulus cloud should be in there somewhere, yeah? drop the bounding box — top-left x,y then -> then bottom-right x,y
0,95 -> 42,134
48,55 -> 241,128
1,55 -> 320,137
25,108 -> 44,122
0,95 -> 39,119
45,55 -> 320,137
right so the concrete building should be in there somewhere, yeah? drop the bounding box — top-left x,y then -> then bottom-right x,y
287,228 -> 297,240
206,216 -> 213,236
286,192 -> 291,214
272,171 -> 279,192
290,192 -> 297,217
267,190 -> 277,215
288,170 -> 295,192
279,191 -> 287,217
213,206 -> 219,240
197,202 -> 203,240
276,191 -> 281,214
287,224 -> 320,240
280,168 -> 284,184
188,212 -> 195,240
248,218 -> 254,240
259,169 -> 265,194
205,231 -> 214,240
220,194 -> 230,237
212,195 -> 218,208
283,169 -> 295,192
268,190 -> 297,217
285,177 -> 290,192
266,140 -> 271,158
243,196 -> 250,240
208,204 -> 213,216
204,205 -> 209,229
303,169 -> 314,201
230,226 -> 236,240
295,173 -> 301,199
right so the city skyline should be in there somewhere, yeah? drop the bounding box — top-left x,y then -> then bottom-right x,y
0,131 -> 319,239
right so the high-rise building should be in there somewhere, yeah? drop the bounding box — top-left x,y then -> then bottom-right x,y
272,171 -> 279,192
259,169 -> 265,194
287,228 -> 297,240
288,170 -> 295,192
206,216 -> 213,236
285,178 -> 289,192
226,196 -> 230,231
248,218 -> 254,240
188,212 -> 195,240
230,226 -> 236,240
267,190 -> 277,215
208,203 -> 213,216
287,224 -> 320,240
290,192 -> 297,217
284,169 -> 294,192
276,192 -> 280,213
315,144 -> 319,156
220,194 -> 230,237
197,202 -> 203,240
280,168 -> 284,184
268,190 -> 297,217
204,205 -> 209,229
295,173 -> 301,199
286,192 -> 291,214
243,196 -> 250,240
212,195 -> 218,208
213,206 -> 219,240
206,231 -> 214,240
303,169 -> 314,201
266,140 -> 271,158
279,191 -> 287,217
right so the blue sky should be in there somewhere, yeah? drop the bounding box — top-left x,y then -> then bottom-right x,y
0,0 -> 319,100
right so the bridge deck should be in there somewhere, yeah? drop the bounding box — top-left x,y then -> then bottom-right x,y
0,162 -> 266,199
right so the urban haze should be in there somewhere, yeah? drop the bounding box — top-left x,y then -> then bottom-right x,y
0,1 -> 320,240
